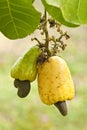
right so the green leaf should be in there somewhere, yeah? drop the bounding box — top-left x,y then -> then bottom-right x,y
45,0 -> 60,7
0,0 -> 41,39
42,0 -> 79,27
43,0 -> 87,25
57,0 -> 87,24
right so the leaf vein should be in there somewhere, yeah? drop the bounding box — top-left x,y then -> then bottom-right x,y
7,0 -> 19,38
1,20 -> 12,30
11,8 -> 34,19
0,14 -> 9,18
0,7 -> 8,9
16,26 -> 29,34
10,2 -> 31,10
13,17 -> 31,28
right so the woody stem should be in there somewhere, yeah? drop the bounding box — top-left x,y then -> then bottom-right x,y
44,10 -> 51,57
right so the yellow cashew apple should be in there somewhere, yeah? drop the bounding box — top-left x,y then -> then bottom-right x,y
37,56 -> 75,105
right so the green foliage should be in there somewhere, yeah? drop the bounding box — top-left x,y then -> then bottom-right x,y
59,0 -> 87,24
0,0 -> 87,39
0,0 -> 41,39
42,0 -> 79,27
45,0 -> 87,25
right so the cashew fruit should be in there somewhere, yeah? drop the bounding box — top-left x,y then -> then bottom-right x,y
37,56 -> 75,105
14,79 -> 31,98
11,46 -> 41,82
54,101 -> 67,116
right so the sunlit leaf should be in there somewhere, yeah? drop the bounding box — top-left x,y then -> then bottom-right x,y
0,0 -> 41,39
59,0 -> 87,24
42,0 -> 79,27
45,0 -> 87,25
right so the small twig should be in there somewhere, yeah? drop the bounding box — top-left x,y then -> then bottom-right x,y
31,10 -> 70,61
43,9 -> 51,57
31,37 -> 41,44
44,11 -> 49,48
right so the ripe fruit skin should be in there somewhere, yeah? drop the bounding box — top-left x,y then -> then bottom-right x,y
11,46 -> 41,82
37,56 -> 75,105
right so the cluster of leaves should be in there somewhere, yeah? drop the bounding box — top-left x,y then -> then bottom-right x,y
0,0 -> 87,39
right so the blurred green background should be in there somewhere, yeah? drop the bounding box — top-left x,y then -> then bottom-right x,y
0,25 -> 87,130
0,0 -> 87,129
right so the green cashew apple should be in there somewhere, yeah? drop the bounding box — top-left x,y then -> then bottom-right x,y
11,46 -> 41,82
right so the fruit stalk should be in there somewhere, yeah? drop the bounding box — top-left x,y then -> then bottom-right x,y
44,10 -> 49,53
41,10 -> 51,58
